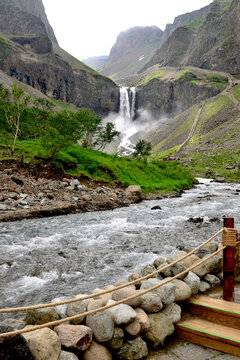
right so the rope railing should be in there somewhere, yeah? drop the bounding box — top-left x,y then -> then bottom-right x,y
0,245 -> 226,339
0,228 -> 224,314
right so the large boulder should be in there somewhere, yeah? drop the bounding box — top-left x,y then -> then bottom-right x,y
125,320 -> 141,338
140,293 -> 163,313
162,303 -> 182,324
184,271 -> 201,295
128,273 -> 143,287
83,341 -> 112,360
135,308 -> 150,332
108,327 -> 124,350
195,242 -> 218,258
0,324 -> 34,360
167,251 -> 209,278
59,351 -> 79,360
202,253 -> 223,274
140,278 -> 162,297
107,300 -> 136,325
199,280 -> 211,292
124,185 -> 143,201
25,307 -> 60,325
54,324 -> 92,352
173,279 -> 192,301
112,288 -> 142,307
159,280 -> 176,305
145,313 -> 174,349
141,264 -> 159,278
116,336 -> 148,360
23,327 -> 61,360
86,311 -> 114,343
51,297 -> 69,319
203,274 -> 221,287
66,295 -> 90,325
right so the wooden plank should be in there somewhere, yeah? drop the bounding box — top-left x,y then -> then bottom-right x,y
188,296 -> 240,316
177,328 -> 240,357
176,318 -> 240,344
188,303 -> 240,330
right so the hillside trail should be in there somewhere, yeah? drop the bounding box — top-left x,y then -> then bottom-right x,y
175,74 -> 240,154
175,103 -> 204,154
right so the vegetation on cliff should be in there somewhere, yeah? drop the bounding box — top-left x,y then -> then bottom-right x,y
0,83 -> 195,193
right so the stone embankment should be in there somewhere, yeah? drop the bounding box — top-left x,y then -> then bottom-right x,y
0,161 -> 144,222
0,240 -> 226,360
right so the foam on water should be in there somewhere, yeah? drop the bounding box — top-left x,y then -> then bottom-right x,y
1,179 -> 240,309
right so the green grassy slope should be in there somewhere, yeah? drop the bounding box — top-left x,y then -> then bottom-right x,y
0,138 -> 195,194
149,85 -> 240,182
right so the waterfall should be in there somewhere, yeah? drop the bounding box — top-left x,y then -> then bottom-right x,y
115,86 -> 137,155
119,86 -> 136,121
130,87 -> 136,121
119,87 -> 131,120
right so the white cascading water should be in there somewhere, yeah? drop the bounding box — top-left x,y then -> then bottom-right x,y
119,87 -> 131,120
116,86 -> 136,155
130,86 -> 136,121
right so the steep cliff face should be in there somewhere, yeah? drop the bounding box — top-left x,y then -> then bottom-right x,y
143,0 -> 239,74
135,66 -> 228,118
162,2 -> 213,42
0,0 -> 57,43
101,26 -> 163,84
0,0 -> 119,115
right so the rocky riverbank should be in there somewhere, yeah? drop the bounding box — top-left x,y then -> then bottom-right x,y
0,160 -> 146,223
0,238 -> 229,360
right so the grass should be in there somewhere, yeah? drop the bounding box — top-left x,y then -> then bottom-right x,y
0,137 -> 195,194
183,150 -> 240,182
134,71 -> 166,87
189,95 -> 234,145
214,0 -> 232,16
49,98 -> 75,111
177,69 -> 197,82
232,85 -> 240,102
184,17 -> 206,31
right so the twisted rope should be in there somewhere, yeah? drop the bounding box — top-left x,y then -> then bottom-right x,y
0,246 -> 226,339
0,229 -> 223,314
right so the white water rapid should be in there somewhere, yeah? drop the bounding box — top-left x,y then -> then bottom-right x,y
1,179 -> 240,311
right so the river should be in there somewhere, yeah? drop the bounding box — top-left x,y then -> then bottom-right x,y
0,178 -> 240,313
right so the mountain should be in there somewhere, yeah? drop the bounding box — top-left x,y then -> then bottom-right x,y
82,56 -> 108,72
0,0 -> 119,115
143,0 -> 239,74
147,78 -> 240,180
98,1 -> 228,85
101,26 -> 164,84
133,66 -> 229,118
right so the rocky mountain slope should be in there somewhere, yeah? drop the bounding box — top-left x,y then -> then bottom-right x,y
0,0 -> 119,115
101,26 -> 164,84
98,1 -> 229,85
147,77 -> 240,180
144,0 -> 239,74
82,56 -> 109,72
133,66 -> 228,118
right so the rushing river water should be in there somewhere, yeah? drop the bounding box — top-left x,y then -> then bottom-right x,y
0,178 -> 240,313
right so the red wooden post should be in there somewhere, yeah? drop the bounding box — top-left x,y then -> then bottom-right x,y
223,217 -> 235,301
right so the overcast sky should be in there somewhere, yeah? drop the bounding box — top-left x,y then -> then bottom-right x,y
42,0 -> 213,60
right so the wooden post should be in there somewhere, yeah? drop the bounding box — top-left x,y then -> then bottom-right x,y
223,217 -> 235,301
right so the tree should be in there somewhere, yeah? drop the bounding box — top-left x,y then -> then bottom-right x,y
74,108 -> 102,148
32,98 -> 55,136
96,122 -> 120,151
3,83 -> 31,155
133,139 -> 152,158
